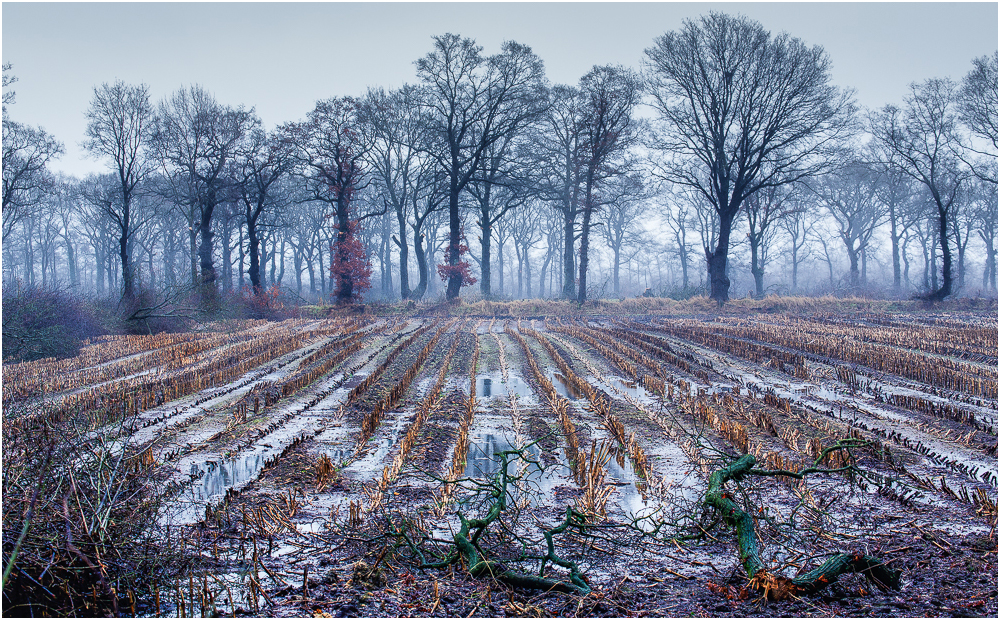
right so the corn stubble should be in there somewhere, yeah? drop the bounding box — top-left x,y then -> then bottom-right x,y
2,308 -> 996,613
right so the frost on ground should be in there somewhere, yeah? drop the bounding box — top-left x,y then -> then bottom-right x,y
3,309 -> 996,617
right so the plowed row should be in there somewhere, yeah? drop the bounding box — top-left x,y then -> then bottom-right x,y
3,310 -> 996,617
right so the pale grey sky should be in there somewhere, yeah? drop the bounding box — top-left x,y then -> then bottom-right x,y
3,2 -> 997,178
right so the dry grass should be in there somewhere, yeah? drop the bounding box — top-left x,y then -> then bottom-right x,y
366,294 -> 998,317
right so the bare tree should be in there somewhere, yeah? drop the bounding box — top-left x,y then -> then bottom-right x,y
233,127 -> 292,296
778,199 -> 815,293
2,119 -> 63,241
530,84 -> 585,299
971,179 -> 998,292
744,183 -> 802,298
362,86 -> 428,300
809,159 -> 887,289
598,171 -> 648,297
415,34 -> 546,299
83,81 -> 154,300
576,65 -> 641,304
871,79 -> 968,300
467,131 -> 535,298
957,51 -> 998,185
77,174 -> 124,294
284,97 -> 377,304
660,186 -> 700,292
644,12 -> 855,304
152,86 -> 254,308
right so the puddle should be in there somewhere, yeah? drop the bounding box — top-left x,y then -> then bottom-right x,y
476,374 -> 533,400
545,369 -> 584,400
344,409 -> 412,476
463,432 -> 650,518
165,452 -> 270,524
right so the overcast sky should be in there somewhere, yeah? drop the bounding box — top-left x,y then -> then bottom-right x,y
3,1 -> 997,178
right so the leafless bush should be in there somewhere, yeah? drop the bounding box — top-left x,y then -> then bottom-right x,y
2,411 -> 168,616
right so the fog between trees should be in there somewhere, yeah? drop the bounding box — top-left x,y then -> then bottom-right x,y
3,14 -> 997,310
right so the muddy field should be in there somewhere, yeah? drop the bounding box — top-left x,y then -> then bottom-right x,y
3,308 -> 997,617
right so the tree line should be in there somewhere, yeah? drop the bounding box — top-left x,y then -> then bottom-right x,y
3,14 -> 997,311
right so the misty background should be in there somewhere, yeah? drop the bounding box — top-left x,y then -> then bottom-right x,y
2,2 -> 997,322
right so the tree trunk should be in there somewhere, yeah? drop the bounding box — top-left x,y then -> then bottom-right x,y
187,211 -> 199,288
496,232 -> 505,297
237,224 -> 245,289
277,238 -> 286,286
480,215 -> 492,299
65,239 -> 78,288
307,255 -> 317,298
612,246 -> 621,297
932,203 -> 952,299
293,248 -> 303,296
577,169 -> 599,305
95,242 -> 105,295
790,242 -> 799,292
678,232 -> 690,290
749,233 -> 764,299
120,226 -> 133,301
706,209 -> 735,305
412,228 -> 429,300
562,208 -> 576,299
524,246 -> 532,298
248,217 -> 262,295
198,198 -> 218,308
333,192 -> 355,305
981,231 -> 997,292
446,165 -> 462,300
221,223 -> 233,294
396,208 -> 411,299
847,244 -> 860,288
577,205 -> 593,304
539,243 -> 552,299
889,205 -> 902,295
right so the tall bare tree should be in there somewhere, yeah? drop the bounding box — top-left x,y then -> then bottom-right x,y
83,81 -> 154,300
871,79 -> 967,300
530,84 -> 585,299
809,159 -> 886,289
284,97 -> 376,304
362,85 -> 433,300
233,127 -> 292,296
576,65 -> 641,304
598,171 -> 648,297
415,34 -> 546,299
152,86 -> 254,307
744,183 -> 801,297
644,12 -> 854,304
957,51 -> 998,185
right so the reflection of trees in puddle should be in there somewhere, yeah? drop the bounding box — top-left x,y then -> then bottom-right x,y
164,452 -> 270,524
544,369 -> 584,400
320,447 -> 351,463
463,433 -> 649,516
476,374 -> 533,400
463,433 -> 566,507
187,453 -> 266,501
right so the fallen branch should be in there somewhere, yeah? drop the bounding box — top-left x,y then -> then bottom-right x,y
705,452 -> 901,600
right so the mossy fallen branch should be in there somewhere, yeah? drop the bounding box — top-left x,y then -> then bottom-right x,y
419,449 -> 592,595
706,451 -> 901,600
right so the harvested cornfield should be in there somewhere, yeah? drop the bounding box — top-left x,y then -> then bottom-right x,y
2,308 -> 997,617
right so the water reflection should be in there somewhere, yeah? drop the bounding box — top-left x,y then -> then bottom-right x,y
475,374 -> 533,400
463,432 -> 649,517
464,433 -> 568,505
546,370 -> 583,400
188,454 -> 265,501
